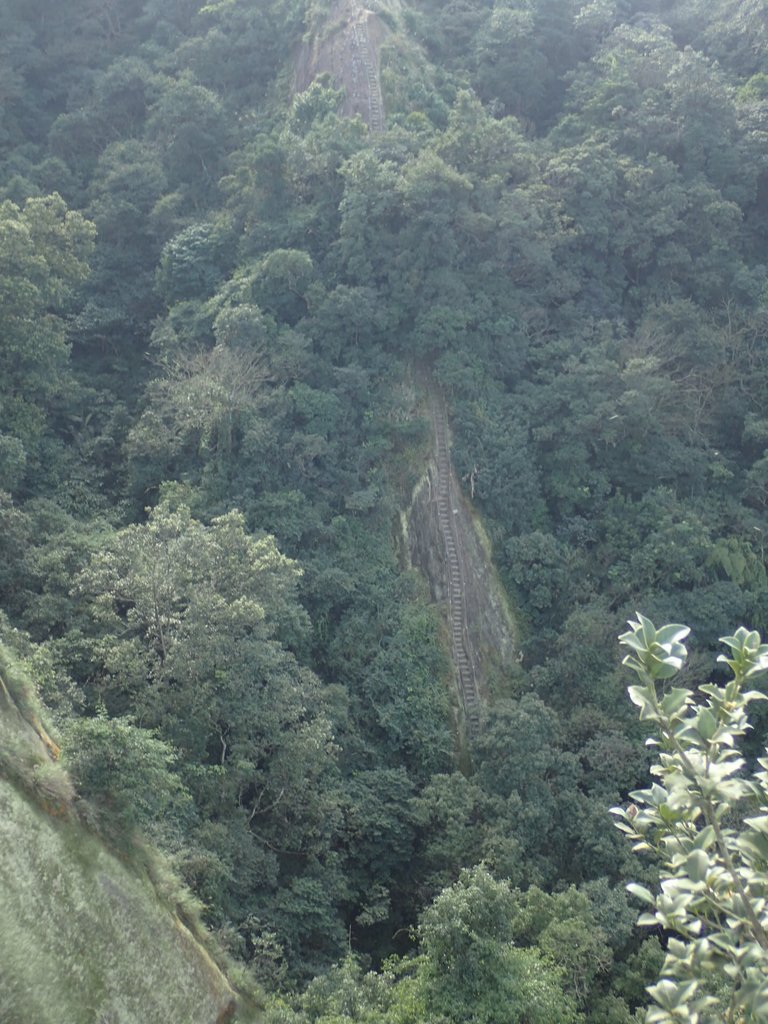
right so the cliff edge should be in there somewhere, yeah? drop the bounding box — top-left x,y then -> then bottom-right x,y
0,648 -> 239,1024
295,0 -> 391,130
402,393 -> 519,739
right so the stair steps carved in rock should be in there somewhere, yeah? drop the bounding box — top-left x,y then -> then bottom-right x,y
432,397 -> 481,738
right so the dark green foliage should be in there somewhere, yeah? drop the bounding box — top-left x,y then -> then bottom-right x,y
145,74 -> 229,201
2,0 -> 768,1015
62,714 -> 191,841
0,194 -> 95,495
416,866 -> 582,1024
156,223 -> 228,303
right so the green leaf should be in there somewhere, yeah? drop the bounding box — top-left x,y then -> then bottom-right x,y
627,883 -> 655,905
656,624 -> 691,646
628,684 -> 659,720
647,978 -> 684,1009
637,912 -> 659,928
736,832 -> 768,863
621,632 -> 650,653
636,613 -> 657,647
658,803 -> 678,825
696,708 -> 717,741
686,849 -> 709,883
661,687 -> 692,716
653,661 -> 682,679
692,825 -> 716,851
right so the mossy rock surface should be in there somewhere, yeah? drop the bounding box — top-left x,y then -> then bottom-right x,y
0,774 -> 236,1024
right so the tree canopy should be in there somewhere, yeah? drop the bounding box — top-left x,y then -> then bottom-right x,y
1,0 -> 768,1019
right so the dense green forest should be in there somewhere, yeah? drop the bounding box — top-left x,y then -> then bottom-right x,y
2,0 -> 768,1019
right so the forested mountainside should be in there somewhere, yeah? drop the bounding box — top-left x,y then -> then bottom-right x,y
1,0 -> 768,1020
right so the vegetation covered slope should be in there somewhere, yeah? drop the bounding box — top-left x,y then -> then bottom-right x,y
0,648 -> 239,1024
0,780 -> 237,1024
0,0 -> 767,1019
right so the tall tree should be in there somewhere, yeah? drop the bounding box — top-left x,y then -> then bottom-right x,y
0,194 -> 94,493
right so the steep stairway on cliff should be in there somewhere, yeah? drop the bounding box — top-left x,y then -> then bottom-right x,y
433,403 -> 481,736
351,13 -> 384,132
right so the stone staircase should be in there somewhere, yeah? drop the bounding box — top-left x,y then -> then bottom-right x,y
351,13 -> 384,132
433,403 -> 480,736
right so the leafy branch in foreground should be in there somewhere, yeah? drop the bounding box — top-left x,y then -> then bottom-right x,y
613,614 -> 768,1023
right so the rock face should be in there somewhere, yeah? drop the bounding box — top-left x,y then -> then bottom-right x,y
294,0 -> 389,130
0,779 -> 238,1024
0,651 -> 238,1024
403,396 -> 518,737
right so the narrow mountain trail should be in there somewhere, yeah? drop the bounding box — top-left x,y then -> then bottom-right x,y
295,0 -> 387,133
406,384 -> 517,743
432,398 -> 481,736
351,9 -> 385,132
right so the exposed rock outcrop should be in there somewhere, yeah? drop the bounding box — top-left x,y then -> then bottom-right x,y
0,777 -> 237,1024
295,0 -> 389,131
0,648 -> 239,1024
403,395 -> 518,739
